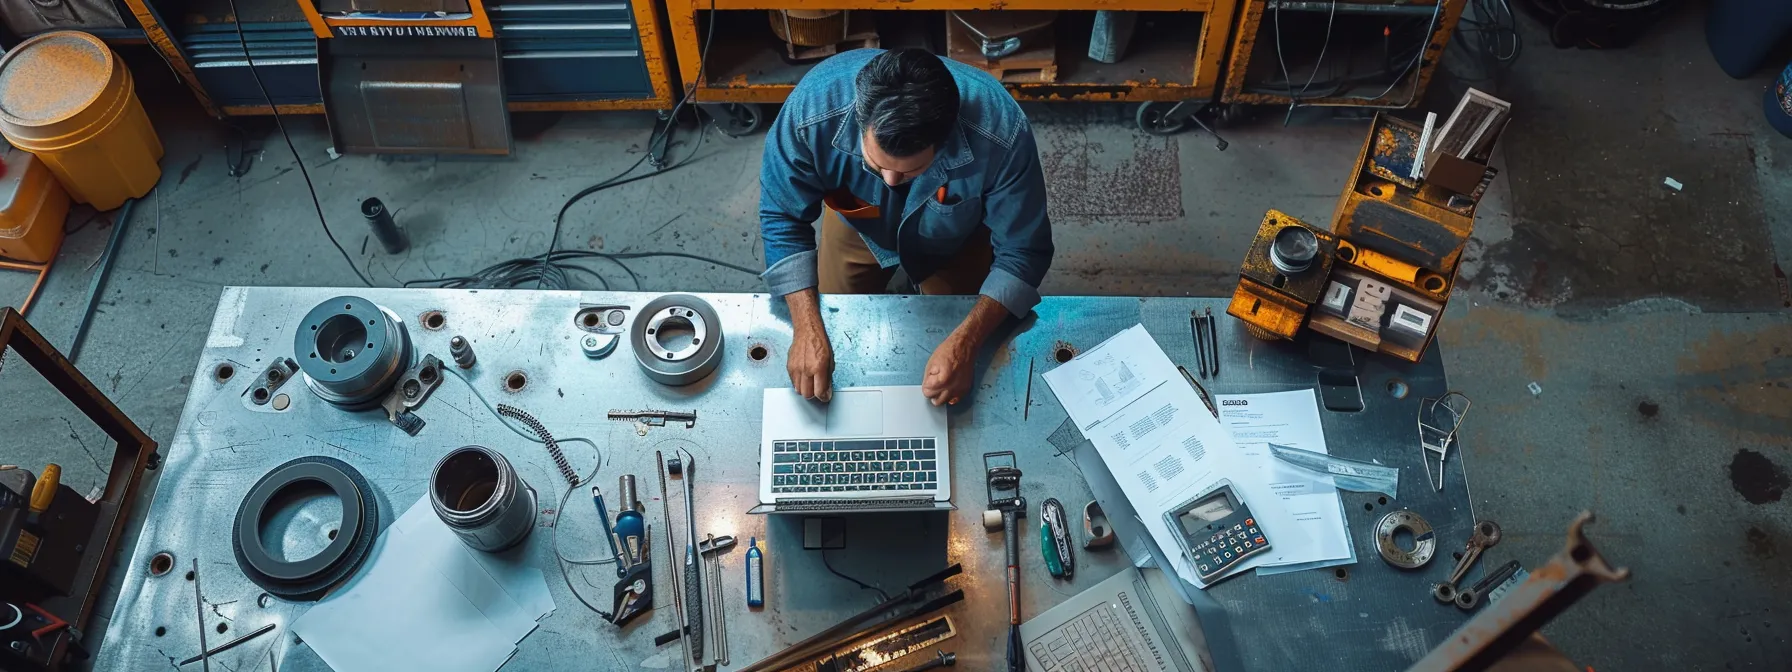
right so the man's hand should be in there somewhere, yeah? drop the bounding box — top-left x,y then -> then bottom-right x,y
784,288 -> 834,401
921,332 -> 976,406
921,296 -> 1009,406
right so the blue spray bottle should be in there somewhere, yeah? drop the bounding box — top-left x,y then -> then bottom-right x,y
745,536 -> 765,608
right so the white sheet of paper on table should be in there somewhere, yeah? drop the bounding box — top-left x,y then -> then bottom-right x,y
1215,389 -> 1356,575
290,496 -> 555,672
1041,325 -> 1171,431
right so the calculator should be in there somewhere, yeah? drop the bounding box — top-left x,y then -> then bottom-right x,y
1163,480 -> 1271,584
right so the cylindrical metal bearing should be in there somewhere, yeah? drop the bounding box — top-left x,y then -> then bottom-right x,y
294,296 -> 412,408
630,294 -> 723,386
430,445 -> 537,552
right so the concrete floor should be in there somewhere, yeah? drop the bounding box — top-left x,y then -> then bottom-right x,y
2,8 -> 1789,670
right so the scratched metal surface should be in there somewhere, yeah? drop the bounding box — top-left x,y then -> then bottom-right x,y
92,288 -> 1474,671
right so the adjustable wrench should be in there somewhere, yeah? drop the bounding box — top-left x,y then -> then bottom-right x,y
1432,520 -> 1501,604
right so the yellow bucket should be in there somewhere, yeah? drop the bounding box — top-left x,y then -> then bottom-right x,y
0,31 -> 163,211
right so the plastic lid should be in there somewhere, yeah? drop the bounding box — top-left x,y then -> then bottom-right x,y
0,32 -> 113,126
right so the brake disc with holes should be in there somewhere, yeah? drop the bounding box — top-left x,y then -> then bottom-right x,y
630,294 -> 723,386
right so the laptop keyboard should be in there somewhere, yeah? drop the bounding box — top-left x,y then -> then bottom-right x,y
769,438 -> 939,494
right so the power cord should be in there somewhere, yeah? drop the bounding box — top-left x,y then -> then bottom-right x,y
1447,0 -> 1523,90
821,550 -> 891,602
221,0 -> 373,287
1264,2 -> 1442,107
532,0 -> 723,289
401,248 -> 759,291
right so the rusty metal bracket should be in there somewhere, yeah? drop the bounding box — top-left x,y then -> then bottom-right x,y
0,308 -> 158,670
1406,511 -> 1630,672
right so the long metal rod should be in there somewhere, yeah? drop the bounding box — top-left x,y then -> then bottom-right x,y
679,450 -> 704,667
68,198 -> 135,362
191,558 -> 210,672
656,451 -> 694,670
179,623 -> 276,665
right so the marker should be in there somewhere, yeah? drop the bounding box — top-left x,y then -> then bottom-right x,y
592,486 -> 621,564
745,537 -> 764,608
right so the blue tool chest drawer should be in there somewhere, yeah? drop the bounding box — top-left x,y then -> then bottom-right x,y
492,0 -> 656,101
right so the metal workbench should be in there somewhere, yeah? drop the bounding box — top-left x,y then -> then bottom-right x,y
93,288 -> 1476,671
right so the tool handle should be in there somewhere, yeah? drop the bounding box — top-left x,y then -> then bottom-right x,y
1004,509 -> 1020,625
685,549 -> 705,664
592,488 -> 621,561
29,464 -> 59,514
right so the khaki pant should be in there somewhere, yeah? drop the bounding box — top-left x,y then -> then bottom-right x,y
817,208 -> 994,295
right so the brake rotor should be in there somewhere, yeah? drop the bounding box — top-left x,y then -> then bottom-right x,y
630,294 -> 723,386
1376,509 -> 1437,569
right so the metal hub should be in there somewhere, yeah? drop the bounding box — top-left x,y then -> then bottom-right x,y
630,295 -> 723,386
643,306 -> 708,362
293,296 -> 411,409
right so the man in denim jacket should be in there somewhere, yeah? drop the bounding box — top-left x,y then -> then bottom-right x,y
759,48 -> 1053,407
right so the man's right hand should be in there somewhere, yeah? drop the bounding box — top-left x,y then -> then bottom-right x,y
784,288 -> 834,401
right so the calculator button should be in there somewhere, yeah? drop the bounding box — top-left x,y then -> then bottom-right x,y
1243,541 -> 1252,548
1255,536 -> 1266,544
1245,518 -> 1254,526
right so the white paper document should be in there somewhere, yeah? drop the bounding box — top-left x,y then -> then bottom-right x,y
292,496 -> 555,672
1041,325 -> 1171,431
1216,389 -> 1356,575
1043,325 -> 1357,589
1043,325 -> 1278,587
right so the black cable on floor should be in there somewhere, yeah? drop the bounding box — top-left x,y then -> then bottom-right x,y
222,0 -> 373,287
821,550 -> 890,602
530,0 -> 723,289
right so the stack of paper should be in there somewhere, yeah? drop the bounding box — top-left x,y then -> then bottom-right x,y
291,496 -> 556,672
1041,324 -> 1353,588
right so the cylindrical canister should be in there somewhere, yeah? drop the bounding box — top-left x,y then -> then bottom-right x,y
361,197 -> 409,254
0,31 -> 163,210
431,445 -> 537,552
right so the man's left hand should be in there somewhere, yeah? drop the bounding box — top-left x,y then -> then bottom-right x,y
922,333 -> 976,406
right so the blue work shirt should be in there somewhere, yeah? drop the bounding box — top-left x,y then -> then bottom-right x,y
758,49 -> 1054,317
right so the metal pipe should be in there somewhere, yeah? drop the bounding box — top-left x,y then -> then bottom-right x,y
360,198 -> 408,254
179,624 -> 276,665
67,198 -> 133,362
657,451 -> 694,671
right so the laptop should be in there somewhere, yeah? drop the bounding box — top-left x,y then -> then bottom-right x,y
749,386 -> 952,514
1019,567 -> 1214,672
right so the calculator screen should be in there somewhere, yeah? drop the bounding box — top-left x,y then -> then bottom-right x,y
1177,492 -> 1235,534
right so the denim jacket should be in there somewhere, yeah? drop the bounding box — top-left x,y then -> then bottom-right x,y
758,49 -> 1053,317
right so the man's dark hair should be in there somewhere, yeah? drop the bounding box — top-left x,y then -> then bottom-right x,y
854,49 -> 960,158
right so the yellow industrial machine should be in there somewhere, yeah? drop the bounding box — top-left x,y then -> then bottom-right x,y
1229,103 -> 1503,362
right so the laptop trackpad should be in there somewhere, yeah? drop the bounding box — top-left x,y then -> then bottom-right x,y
825,389 -> 884,436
